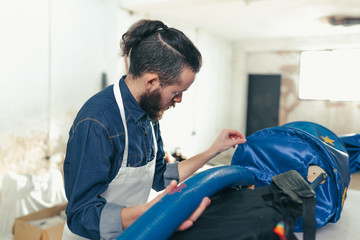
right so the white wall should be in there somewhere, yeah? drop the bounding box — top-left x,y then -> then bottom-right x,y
0,2 -> 237,175
1,0 -> 51,175
230,47 -> 247,135
0,0 -> 124,175
0,0 -> 49,136
48,0 -> 122,154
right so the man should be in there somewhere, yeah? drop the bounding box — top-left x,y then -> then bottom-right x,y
62,19 -> 246,239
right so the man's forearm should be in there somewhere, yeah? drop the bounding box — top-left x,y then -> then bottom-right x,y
177,128 -> 247,183
121,203 -> 148,230
177,147 -> 218,182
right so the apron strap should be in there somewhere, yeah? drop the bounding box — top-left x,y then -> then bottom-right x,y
113,81 -> 158,171
113,82 -> 129,170
150,122 -> 158,159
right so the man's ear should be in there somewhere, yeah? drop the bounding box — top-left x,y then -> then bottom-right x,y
144,73 -> 161,91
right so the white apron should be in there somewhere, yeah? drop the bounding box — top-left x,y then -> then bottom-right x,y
62,81 -> 157,239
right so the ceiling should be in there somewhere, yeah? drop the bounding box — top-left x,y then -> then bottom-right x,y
119,0 -> 360,42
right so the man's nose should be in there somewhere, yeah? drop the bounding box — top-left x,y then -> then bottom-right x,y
173,93 -> 182,103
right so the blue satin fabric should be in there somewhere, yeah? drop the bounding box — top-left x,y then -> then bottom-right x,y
231,122 -> 350,231
283,121 -> 347,153
340,134 -> 360,173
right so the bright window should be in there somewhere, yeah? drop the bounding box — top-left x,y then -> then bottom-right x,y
299,49 -> 360,101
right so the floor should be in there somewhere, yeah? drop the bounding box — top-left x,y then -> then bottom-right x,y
295,188 -> 360,240
349,172 -> 360,190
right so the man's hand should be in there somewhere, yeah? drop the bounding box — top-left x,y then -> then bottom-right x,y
147,180 -> 211,231
177,196 -> 210,231
210,129 -> 247,155
177,128 -> 247,182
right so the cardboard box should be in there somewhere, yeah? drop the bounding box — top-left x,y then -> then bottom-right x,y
13,203 -> 67,240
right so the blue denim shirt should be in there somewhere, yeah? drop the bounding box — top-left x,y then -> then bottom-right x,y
63,76 -> 179,239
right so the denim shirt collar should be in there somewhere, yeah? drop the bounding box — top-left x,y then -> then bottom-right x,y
119,75 -> 147,123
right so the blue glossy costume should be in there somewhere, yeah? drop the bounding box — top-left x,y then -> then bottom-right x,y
340,134 -> 360,173
231,121 -> 350,230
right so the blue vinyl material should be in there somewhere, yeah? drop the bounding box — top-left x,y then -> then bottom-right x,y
117,166 -> 255,240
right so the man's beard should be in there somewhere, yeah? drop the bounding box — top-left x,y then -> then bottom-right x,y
139,89 -> 176,122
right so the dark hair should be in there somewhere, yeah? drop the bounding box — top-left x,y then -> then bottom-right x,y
121,19 -> 202,86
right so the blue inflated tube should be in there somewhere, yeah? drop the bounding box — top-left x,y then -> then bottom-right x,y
117,165 -> 255,240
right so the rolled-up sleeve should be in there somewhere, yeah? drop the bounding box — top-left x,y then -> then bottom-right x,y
163,162 -> 179,185
100,202 -> 125,239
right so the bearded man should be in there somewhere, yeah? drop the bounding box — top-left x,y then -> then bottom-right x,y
62,19 -> 246,240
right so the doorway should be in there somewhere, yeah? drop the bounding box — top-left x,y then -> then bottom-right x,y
246,74 -> 281,136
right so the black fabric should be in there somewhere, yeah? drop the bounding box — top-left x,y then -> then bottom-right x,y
272,170 -> 315,205
272,170 -> 317,240
170,186 -> 298,240
302,197 -> 316,240
170,170 -> 317,240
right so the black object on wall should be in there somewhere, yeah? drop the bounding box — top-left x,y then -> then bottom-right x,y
101,72 -> 108,90
246,74 -> 281,136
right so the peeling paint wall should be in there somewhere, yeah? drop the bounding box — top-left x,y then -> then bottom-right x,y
246,50 -> 360,135
0,133 -> 48,176
0,0 -> 122,177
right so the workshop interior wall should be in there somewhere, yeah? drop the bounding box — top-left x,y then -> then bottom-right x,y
2,1 -> 360,176
243,48 -> 360,136
0,1 -> 236,175
0,0 -> 124,176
